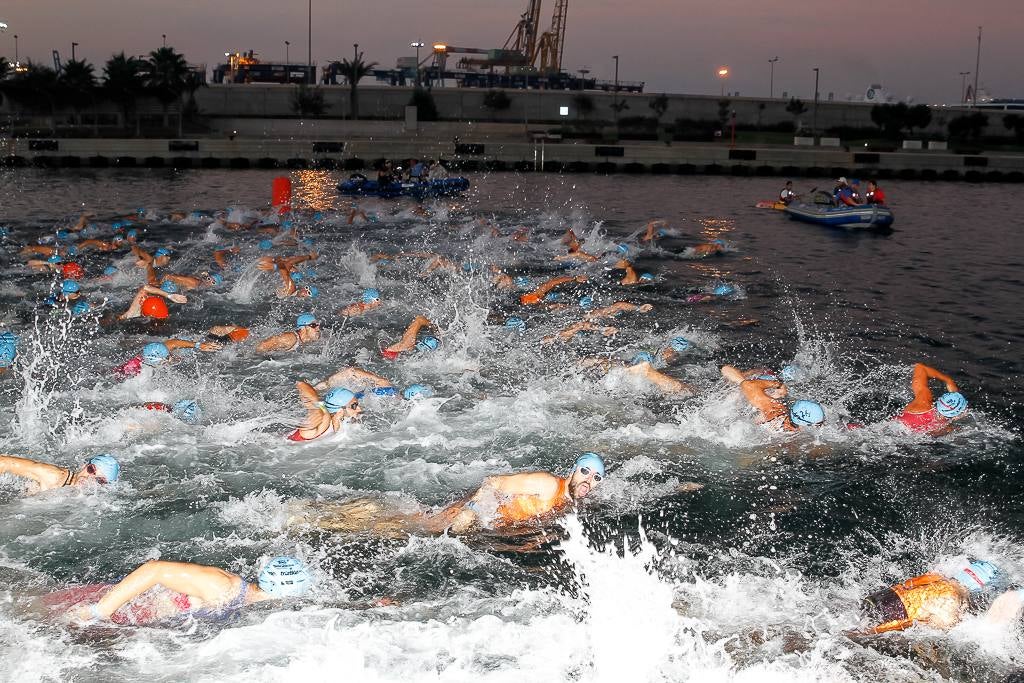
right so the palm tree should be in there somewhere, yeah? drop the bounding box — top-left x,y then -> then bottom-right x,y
2,62 -> 60,132
336,51 -> 377,120
146,46 -> 188,133
786,97 -> 807,132
181,69 -> 206,132
0,57 -> 10,107
58,58 -> 97,130
104,52 -> 146,135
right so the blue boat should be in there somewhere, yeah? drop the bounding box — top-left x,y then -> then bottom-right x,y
337,176 -> 470,199
784,202 -> 894,229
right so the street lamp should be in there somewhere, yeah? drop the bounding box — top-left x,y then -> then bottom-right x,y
613,55 -> 620,124
162,34 -> 166,48
972,26 -> 982,108
812,67 -> 820,139
307,0 -> 312,83
13,34 -> 17,65
768,57 -> 779,99
410,41 -> 425,87
71,42 -> 78,60
717,66 -> 729,96
959,71 -> 970,104
285,41 -> 290,66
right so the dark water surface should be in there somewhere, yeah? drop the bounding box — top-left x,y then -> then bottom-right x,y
0,169 -> 1021,681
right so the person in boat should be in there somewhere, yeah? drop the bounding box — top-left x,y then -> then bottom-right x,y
68,556 -> 311,625
833,177 -> 858,207
858,560 -> 1003,634
720,364 -> 824,431
779,181 -> 798,204
865,179 -> 886,205
287,383 -> 363,442
0,453 -> 120,494
292,453 -> 607,536
255,313 -> 321,354
893,363 -> 967,436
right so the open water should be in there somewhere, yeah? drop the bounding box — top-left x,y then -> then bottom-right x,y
0,169 -> 1021,682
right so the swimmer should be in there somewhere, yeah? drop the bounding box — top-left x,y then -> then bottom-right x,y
640,219 -> 670,243
581,354 -> 694,395
686,283 -> 735,303
257,252 -> 318,298
296,453 -> 607,536
894,363 -> 968,436
542,321 -> 618,345
143,399 -> 202,425
131,244 -> 173,269
118,284 -> 186,320
69,556 -> 311,625
859,560 -> 1002,634
660,336 -> 691,364
683,239 -> 728,258
339,288 -> 382,317
0,453 -> 120,494
314,366 -> 395,395
114,339 -> 221,378
287,383 -> 363,441
720,364 -> 824,431
520,275 -> 588,305
255,313 -> 321,354
488,266 -> 515,291
583,300 -> 654,321
382,315 -> 437,360
429,452 -> 607,533
0,331 -> 17,374
613,259 -> 654,286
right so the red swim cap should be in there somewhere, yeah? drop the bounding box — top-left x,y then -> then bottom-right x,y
62,262 -> 85,279
381,349 -> 400,361
141,296 -> 169,319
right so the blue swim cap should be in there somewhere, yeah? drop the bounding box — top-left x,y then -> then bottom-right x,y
86,454 -> 120,483
402,384 -> 435,400
47,254 -> 63,264
103,265 -> 118,276
543,292 -> 563,302
313,212 -> 323,221
669,337 -> 690,353
754,373 -> 780,381
141,342 -> 170,366
296,313 -> 317,328
171,399 -> 201,425
362,288 -> 381,304
301,238 -> 314,248
953,560 -> 1001,592
258,239 -> 273,250
415,336 -> 439,353
282,220 -> 294,229
111,221 -> 123,230
154,247 -> 172,258
639,272 -> 655,282
258,556 -> 312,598
71,300 -> 90,316
66,245 -> 79,257
780,364 -> 802,383
616,243 -> 630,255
291,271 -> 304,282
209,273 -> 223,286
303,285 -> 319,298
505,316 -> 526,332
159,280 -> 179,294
631,351 -> 655,365
0,332 -> 17,367
43,295 -> 58,307
372,386 -> 398,397
137,208 -> 145,215
322,387 -> 357,413
789,400 -> 825,427
936,392 -> 967,419
61,279 -> 80,295
713,284 -> 735,296
712,239 -> 727,247
573,452 -> 606,478
656,228 -> 669,238
579,295 -> 595,310
126,229 -> 138,239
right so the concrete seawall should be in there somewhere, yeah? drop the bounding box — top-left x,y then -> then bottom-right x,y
3,137 -> 1022,182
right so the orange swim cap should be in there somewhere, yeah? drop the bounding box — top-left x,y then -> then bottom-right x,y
520,293 -> 542,305
141,295 -> 169,319
227,328 -> 250,343
62,262 -> 85,279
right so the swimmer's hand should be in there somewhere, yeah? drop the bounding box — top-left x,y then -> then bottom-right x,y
167,294 -> 187,305
573,275 -> 588,283
638,304 -> 654,313
197,341 -> 222,352
72,603 -> 106,624
675,482 -> 704,493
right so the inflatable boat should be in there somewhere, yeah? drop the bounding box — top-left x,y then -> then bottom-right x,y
784,202 -> 894,229
337,176 -> 470,199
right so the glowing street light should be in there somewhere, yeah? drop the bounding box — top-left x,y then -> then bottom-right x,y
717,66 -> 729,96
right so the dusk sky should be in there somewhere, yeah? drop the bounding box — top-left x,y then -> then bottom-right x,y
2,1 -> 1021,103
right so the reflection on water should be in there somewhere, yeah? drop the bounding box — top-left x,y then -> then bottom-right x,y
0,170 -> 1020,681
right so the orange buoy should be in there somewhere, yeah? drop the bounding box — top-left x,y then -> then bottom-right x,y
271,176 -> 292,214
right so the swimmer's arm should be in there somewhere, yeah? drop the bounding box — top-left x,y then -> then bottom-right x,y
165,338 -> 221,353
388,316 -> 434,352
256,332 -> 297,354
90,561 -> 239,619
628,363 -> 694,395
165,274 -> 201,290
340,300 -> 380,317
280,252 -> 318,270
142,284 -> 187,304
145,264 -> 159,286
295,381 -> 325,412
907,363 -> 953,411
484,472 -> 562,498
0,455 -> 64,486
915,363 -> 959,393
984,590 -> 1024,627
720,365 -> 746,384
131,245 -> 153,264
739,380 -> 786,422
